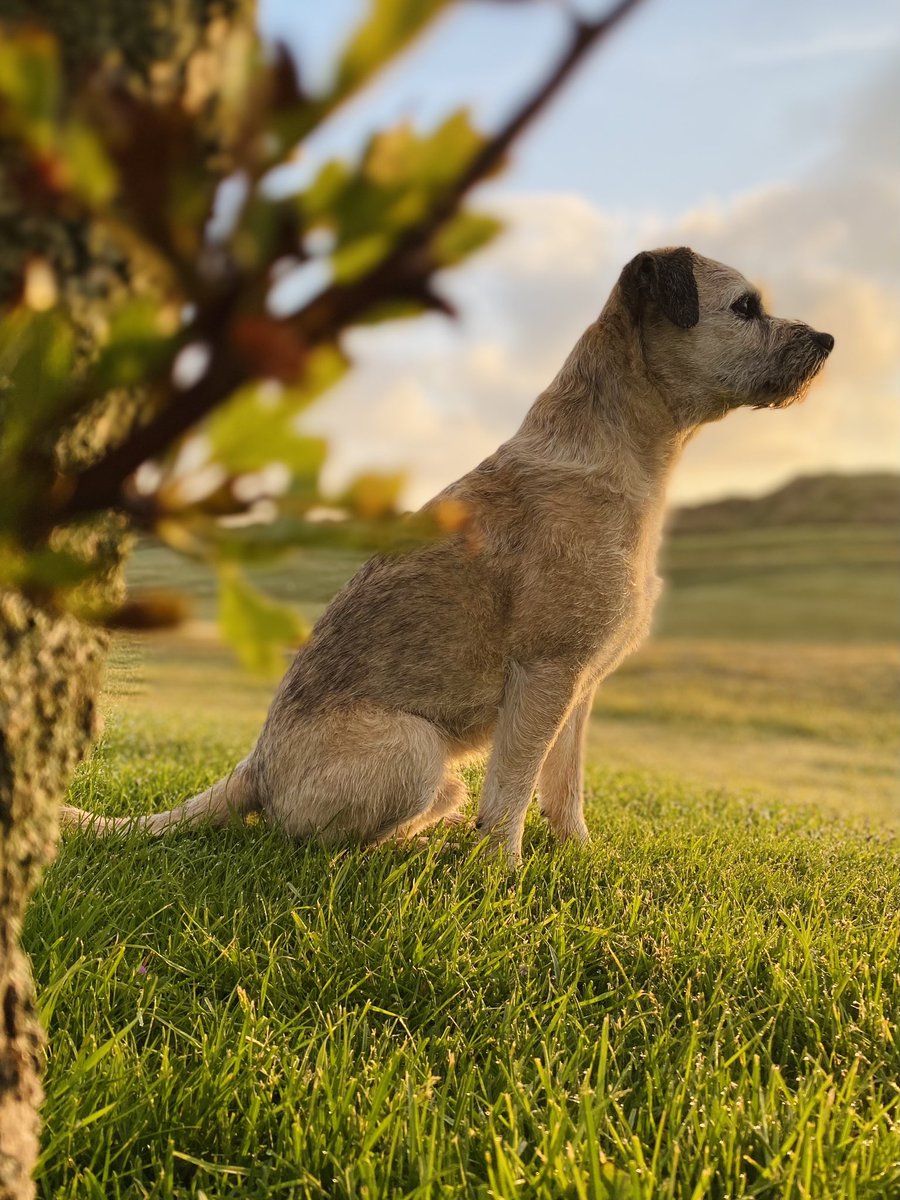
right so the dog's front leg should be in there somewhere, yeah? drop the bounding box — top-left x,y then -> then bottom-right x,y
537,686 -> 595,844
476,660 -> 578,864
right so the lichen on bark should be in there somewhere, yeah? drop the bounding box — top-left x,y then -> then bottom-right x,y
0,4 -> 255,1195
0,596 -> 106,1198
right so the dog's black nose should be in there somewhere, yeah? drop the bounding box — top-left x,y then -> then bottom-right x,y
812,330 -> 834,354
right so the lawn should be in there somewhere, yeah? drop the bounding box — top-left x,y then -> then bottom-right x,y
25,522 -> 900,1197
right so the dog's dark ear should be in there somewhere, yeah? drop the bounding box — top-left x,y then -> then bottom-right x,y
620,247 -> 699,329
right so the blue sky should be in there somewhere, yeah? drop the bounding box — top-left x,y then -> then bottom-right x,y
261,0 -> 898,213
257,0 -> 900,503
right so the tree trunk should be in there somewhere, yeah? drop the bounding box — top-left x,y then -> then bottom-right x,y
0,597 -> 105,1200
0,5 -> 254,1191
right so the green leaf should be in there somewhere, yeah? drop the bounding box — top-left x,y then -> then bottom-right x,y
300,111 -> 485,258
0,541 -> 97,591
280,0 -> 448,144
301,160 -> 349,218
58,120 -> 117,206
352,296 -> 430,325
332,232 -> 392,283
210,397 -> 327,479
333,0 -> 450,98
0,307 -> 76,459
418,109 -> 484,185
432,210 -> 502,266
340,472 -> 406,520
90,299 -> 177,391
204,346 -> 346,481
297,343 -> 348,401
218,565 -> 308,675
232,194 -> 300,269
0,31 -> 117,211
209,509 -> 440,562
0,28 -> 60,153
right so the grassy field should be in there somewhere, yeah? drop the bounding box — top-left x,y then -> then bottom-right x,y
25,520 -> 900,1197
118,523 -> 900,822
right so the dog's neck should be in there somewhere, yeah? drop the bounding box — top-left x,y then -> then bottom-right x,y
514,314 -> 689,504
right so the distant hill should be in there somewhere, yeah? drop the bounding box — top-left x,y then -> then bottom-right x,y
669,472 -> 899,533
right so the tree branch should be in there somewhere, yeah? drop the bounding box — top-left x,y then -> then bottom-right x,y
289,0 -> 645,344
55,0 -> 644,524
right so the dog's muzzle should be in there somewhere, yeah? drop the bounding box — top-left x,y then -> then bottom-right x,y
752,326 -> 835,409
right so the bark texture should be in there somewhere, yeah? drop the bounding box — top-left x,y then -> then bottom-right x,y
0,4 -> 253,1195
0,599 -> 106,1199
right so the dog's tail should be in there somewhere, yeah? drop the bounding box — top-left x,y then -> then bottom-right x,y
60,757 -> 260,837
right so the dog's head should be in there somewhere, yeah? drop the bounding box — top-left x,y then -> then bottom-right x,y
614,247 -> 833,425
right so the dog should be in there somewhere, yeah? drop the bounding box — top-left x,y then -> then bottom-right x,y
62,248 -> 833,863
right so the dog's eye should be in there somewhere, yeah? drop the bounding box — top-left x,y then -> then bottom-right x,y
731,293 -> 762,320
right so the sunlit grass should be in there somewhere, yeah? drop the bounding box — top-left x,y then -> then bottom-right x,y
101,627 -> 899,827
588,639 -> 898,824
25,522 -> 900,1196
30,745 -> 900,1198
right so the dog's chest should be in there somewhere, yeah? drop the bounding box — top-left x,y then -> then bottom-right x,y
578,510 -> 665,643
521,526 -> 662,663
575,551 -> 662,684
501,481 -> 668,660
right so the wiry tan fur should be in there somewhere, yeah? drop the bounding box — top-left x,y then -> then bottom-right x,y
62,249 -> 833,863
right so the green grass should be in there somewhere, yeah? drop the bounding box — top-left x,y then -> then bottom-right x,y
126,524 -> 899,644
655,527 -> 898,644
28,751 -> 900,1199
24,520 -> 900,1196
112,523 -> 900,825
587,638 -> 898,823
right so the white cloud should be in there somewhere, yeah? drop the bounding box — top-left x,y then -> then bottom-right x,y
663,189 -> 900,500
302,67 -> 900,508
734,28 -> 900,65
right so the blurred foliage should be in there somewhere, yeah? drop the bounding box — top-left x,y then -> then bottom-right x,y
0,0 -> 638,671
217,563 -> 308,675
300,114 -> 503,284
0,7 -> 496,669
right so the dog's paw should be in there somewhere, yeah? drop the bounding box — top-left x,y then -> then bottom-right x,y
554,820 -> 591,846
471,825 -> 524,871
441,811 -> 473,829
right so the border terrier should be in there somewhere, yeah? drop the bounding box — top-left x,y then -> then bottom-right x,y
63,248 -> 834,863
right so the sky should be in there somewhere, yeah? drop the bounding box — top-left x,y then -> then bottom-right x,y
258,0 -> 900,505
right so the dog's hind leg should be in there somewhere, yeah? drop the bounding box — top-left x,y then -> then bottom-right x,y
263,705 -> 451,846
59,757 -> 260,836
394,772 -> 468,840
